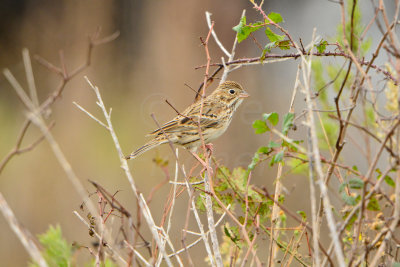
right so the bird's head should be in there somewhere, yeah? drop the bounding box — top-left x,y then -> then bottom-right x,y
211,81 -> 249,108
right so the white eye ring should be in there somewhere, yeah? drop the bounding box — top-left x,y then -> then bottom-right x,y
229,89 -> 235,94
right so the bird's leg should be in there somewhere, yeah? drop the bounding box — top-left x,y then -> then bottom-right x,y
205,143 -> 214,157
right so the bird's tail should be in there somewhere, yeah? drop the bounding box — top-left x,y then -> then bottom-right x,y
125,138 -> 167,159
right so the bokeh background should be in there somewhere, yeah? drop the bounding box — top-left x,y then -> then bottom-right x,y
0,0 -> 381,265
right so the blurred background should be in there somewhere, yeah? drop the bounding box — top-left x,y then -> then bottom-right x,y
0,0 -> 381,265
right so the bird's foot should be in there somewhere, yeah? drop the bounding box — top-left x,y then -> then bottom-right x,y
205,143 -> 214,157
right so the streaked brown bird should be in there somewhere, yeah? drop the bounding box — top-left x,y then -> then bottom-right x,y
126,81 -> 249,159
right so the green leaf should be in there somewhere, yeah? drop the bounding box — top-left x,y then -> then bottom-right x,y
265,27 -> 284,42
315,40 -> 328,53
297,210 -> 307,220
348,178 -> 364,189
267,141 -> 281,148
263,112 -> 279,126
253,119 -> 270,134
34,225 -> 72,267
233,16 -> 264,43
231,167 -> 248,192
281,139 -> 302,152
282,112 -> 294,135
214,178 -> 228,191
258,146 -> 272,154
220,193 -> 234,207
261,43 -> 275,59
342,192 -> 357,206
268,12 -> 283,23
367,196 -> 381,211
276,40 -> 291,50
232,16 -> 247,42
258,202 -> 270,216
248,152 -> 260,170
196,195 -> 206,212
384,175 -> 395,187
224,225 -> 241,247
270,150 -> 284,166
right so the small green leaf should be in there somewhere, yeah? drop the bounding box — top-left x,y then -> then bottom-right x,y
268,12 -> 283,23
342,192 -> 357,206
384,175 -> 395,187
232,16 -> 247,42
263,42 -> 275,53
196,196 -> 206,211
267,141 -> 280,148
367,196 -> 381,211
277,40 -> 291,50
233,16 -> 264,43
248,152 -> 260,170
224,225 -> 240,247
315,40 -> 328,53
253,120 -> 270,134
231,167 -> 248,192
258,202 -> 270,217
258,146 -> 272,154
282,112 -> 295,135
348,178 -> 364,189
263,112 -> 279,126
35,225 -> 72,267
270,151 -> 284,166
224,225 -> 234,239
214,180 -> 228,191
265,27 -> 284,42
297,210 -> 307,220
220,193 -> 234,207
282,139 -> 302,152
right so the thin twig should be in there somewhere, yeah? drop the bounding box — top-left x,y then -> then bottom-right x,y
0,193 -> 48,267
82,77 -> 173,266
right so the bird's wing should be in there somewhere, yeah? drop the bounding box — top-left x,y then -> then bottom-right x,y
147,101 -> 223,136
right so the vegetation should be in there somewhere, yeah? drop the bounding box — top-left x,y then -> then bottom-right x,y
1,0 -> 400,266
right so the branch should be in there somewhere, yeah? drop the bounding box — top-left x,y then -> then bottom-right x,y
0,193 -> 48,267
195,52 -> 398,85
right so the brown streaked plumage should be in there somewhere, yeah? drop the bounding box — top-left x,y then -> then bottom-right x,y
126,81 -> 249,159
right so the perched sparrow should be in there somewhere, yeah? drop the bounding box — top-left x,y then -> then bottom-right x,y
126,81 -> 249,159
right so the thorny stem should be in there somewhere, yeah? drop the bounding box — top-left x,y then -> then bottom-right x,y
195,52 -> 398,85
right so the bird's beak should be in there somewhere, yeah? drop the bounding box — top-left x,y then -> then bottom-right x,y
239,91 -> 250,98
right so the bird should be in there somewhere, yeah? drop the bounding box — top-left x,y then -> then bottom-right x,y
125,81 -> 249,160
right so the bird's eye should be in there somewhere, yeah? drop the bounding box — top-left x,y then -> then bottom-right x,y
229,89 -> 235,94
